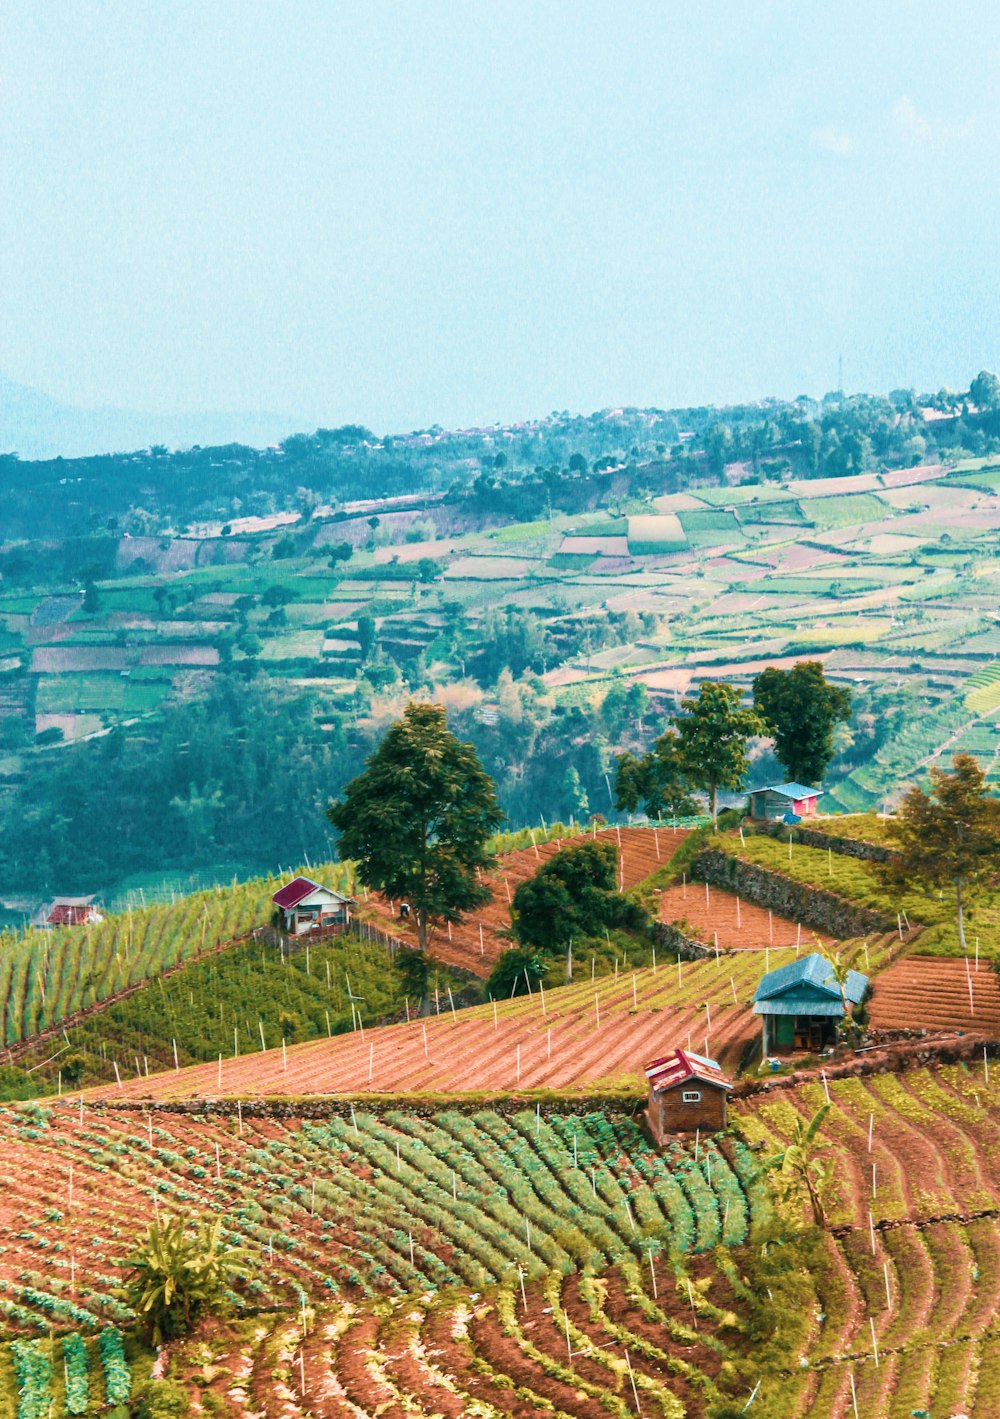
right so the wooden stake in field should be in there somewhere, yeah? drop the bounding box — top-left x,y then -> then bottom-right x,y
730,976 -> 738,1004
849,1372 -> 858,1419
478,922 -> 485,956
540,982 -> 546,1016
173,1039 -> 180,1071
422,1023 -> 429,1058
113,1059 -> 122,1089
654,827 -> 660,859
632,973 -> 638,1009
868,1112 -> 874,1152
966,956 -> 975,1014
518,1266 -> 527,1312
705,880 -> 710,909
821,1070 -> 830,1103
594,992 -> 600,1027
448,986 -> 457,1020
237,1101 -> 243,1136
624,1347 -> 641,1414
870,1315 -> 879,1367
647,1246 -> 658,1299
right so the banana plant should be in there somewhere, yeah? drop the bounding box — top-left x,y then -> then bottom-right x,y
757,1102 -> 833,1227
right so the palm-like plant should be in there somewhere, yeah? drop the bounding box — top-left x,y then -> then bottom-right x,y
759,1102 -> 833,1227
124,1212 -> 250,1345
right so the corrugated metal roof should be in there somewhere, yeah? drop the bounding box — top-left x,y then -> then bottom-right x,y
272,877 -> 350,910
752,996 -> 845,1017
645,1047 -> 733,1094
753,951 -> 867,1013
753,782 -> 822,799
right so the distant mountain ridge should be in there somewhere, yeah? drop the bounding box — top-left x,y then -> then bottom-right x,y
0,372 -> 310,459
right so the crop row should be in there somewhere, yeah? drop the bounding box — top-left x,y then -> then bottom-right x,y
0,1102 -> 766,1337
0,870 -> 328,1048
85,945 -> 808,1100
0,1328 -> 131,1419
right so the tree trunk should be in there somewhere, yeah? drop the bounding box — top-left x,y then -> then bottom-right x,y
417,908 -> 428,953
710,784 -> 718,826
956,878 -> 967,953
804,1169 -> 825,1228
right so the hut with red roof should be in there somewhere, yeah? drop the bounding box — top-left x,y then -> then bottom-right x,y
644,1048 -> 733,1143
271,876 -> 353,936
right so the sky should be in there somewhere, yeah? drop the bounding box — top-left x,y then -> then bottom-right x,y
2,0 -> 1000,435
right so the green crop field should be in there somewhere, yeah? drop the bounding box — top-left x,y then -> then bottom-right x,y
677,508 -> 744,546
798,492 -> 889,528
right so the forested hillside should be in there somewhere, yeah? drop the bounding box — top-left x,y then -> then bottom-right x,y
3,375 -> 1000,903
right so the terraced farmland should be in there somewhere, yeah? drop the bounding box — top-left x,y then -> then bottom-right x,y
86,947 -> 787,1101
869,956 -> 1000,1035
4,1060 -> 998,1416
734,1063 -> 1000,1418
361,825 -> 685,976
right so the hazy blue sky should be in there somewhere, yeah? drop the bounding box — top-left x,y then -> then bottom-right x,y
2,1 -> 999,433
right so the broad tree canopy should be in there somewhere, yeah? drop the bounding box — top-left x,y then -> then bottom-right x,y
753,661 -> 851,786
327,702 -> 504,951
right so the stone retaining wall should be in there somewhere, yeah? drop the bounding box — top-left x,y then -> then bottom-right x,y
690,848 -> 893,939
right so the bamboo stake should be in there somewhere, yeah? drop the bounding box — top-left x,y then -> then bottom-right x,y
870,1315 -> 879,1367
647,1246 -> 658,1299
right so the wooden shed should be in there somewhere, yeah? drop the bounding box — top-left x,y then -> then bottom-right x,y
644,1049 -> 733,1143
753,951 -> 868,1055
272,877 -> 353,935
749,782 -> 821,821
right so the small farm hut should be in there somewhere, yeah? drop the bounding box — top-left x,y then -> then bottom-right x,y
644,1048 -> 733,1141
753,951 -> 867,1055
38,896 -> 103,929
272,877 -> 353,935
749,782 -> 821,821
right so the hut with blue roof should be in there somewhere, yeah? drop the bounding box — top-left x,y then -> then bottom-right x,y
753,952 -> 868,1055
749,781 -> 821,822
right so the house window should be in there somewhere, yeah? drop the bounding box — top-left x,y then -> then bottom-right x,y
682,1090 -> 702,1104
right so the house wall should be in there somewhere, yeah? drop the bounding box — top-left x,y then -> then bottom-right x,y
648,1083 -> 727,1141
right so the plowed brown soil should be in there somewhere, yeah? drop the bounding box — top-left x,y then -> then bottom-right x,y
869,956 -> 1000,1034
357,825 -> 686,977
656,880 -> 836,950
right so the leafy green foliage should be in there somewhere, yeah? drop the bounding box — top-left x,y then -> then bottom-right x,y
752,661 -> 852,785
614,728 -> 698,819
758,1103 -> 833,1226
510,839 -> 646,952
124,1214 -> 250,1346
329,703 -> 504,950
882,753 -> 1000,952
673,682 -> 765,823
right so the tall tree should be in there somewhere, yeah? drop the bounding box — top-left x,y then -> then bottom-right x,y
614,728 -> 697,820
881,754 -> 1000,953
673,682 -> 764,824
753,661 -> 852,785
327,702 -> 504,952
